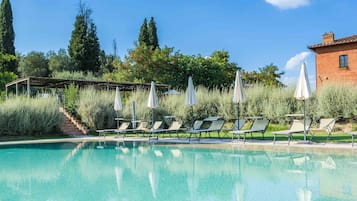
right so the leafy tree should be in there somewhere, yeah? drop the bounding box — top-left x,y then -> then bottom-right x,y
258,63 -> 285,87
209,51 -> 237,88
124,44 -> 154,82
0,0 -> 16,72
22,51 -> 49,77
48,49 -> 72,73
105,19 -> 238,89
242,63 -> 284,87
242,70 -> 259,86
138,18 -> 149,47
106,45 -> 238,90
176,51 -> 238,89
68,2 -> 100,73
0,70 -> 16,99
102,58 -> 127,82
0,71 -> 16,87
99,50 -> 117,75
148,17 -> 159,49
0,52 -> 15,71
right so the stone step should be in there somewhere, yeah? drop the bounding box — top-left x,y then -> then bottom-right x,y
59,107 -> 89,136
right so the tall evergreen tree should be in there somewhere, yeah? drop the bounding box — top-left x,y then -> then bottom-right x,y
0,0 -> 16,72
86,22 -> 100,72
68,10 -> 88,71
148,17 -> 159,49
68,2 -> 100,73
138,18 -> 149,46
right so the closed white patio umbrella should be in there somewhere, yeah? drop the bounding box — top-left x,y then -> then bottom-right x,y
294,62 -> 312,141
147,81 -> 159,127
185,76 -> 197,128
233,70 -> 246,131
114,87 -> 123,129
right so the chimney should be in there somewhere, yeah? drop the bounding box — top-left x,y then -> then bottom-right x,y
323,32 -> 334,44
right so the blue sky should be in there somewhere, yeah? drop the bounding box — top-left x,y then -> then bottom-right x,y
11,0 -> 357,89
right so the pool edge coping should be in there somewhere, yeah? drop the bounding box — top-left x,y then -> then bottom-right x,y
0,136 -> 356,155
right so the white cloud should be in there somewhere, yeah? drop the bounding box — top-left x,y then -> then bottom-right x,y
265,0 -> 310,9
281,74 -> 316,91
285,51 -> 311,70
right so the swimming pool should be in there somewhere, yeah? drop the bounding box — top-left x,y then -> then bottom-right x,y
0,141 -> 356,201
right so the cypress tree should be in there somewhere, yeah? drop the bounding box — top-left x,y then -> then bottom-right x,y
68,13 -> 88,71
0,0 -> 16,72
68,3 -> 101,73
138,18 -> 149,46
86,22 -> 100,72
148,17 -> 159,49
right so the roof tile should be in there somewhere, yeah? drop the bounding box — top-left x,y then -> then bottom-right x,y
308,34 -> 357,49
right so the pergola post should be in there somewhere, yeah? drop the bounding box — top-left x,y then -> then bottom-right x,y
27,78 -> 30,98
5,85 -> 8,99
15,83 -> 18,97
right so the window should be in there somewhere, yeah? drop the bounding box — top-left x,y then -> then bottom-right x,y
339,55 -> 348,68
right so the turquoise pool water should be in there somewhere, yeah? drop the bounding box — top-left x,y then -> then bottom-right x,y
0,142 -> 356,201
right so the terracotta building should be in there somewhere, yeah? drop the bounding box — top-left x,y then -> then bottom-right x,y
308,32 -> 357,89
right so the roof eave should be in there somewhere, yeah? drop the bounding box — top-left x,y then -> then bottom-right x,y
308,40 -> 357,51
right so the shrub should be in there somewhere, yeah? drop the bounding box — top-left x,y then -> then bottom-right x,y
162,87 -> 234,124
122,89 -> 169,124
194,86 -> 220,119
316,83 -> 357,119
0,97 -> 63,136
261,87 -> 297,124
64,83 -> 79,115
71,83 -> 357,130
161,90 -> 186,120
0,71 -> 17,101
52,71 -> 102,81
77,87 -> 116,130
244,85 -> 268,117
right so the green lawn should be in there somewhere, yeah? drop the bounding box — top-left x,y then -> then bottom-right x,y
0,123 -> 352,144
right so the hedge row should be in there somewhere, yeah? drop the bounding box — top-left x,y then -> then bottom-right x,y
0,97 -> 63,135
74,84 -> 357,130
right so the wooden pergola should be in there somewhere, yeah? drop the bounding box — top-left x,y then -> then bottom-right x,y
5,76 -> 170,98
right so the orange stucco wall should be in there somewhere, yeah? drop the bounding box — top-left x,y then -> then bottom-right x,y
315,43 -> 357,89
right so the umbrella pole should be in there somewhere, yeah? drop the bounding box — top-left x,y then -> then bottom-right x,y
152,108 -> 155,128
237,103 -> 240,130
116,112 -> 120,129
234,103 -> 240,141
191,106 -> 194,129
303,99 -> 306,141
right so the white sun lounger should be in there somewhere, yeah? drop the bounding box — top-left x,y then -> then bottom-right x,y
150,121 -> 185,138
272,119 -> 311,145
188,119 -> 225,140
222,119 -> 246,138
96,122 -> 131,137
230,118 -> 269,142
309,118 -> 335,141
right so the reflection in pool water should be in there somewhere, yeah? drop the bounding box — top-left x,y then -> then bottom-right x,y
0,142 -> 356,201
